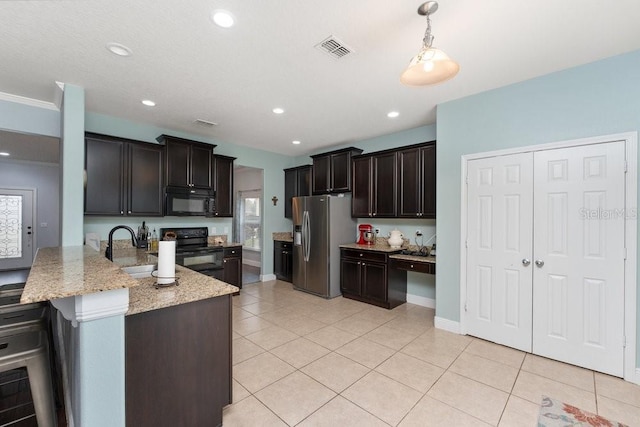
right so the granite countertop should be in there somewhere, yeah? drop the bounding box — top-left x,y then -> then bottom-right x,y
339,242 -> 404,253
272,232 -> 293,242
126,264 -> 238,316
21,246 -> 239,315
389,253 -> 436,264
21,246 -> 150,304
207,242 -> 242,248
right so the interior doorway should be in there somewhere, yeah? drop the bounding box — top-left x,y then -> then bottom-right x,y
233,166 -> 264,285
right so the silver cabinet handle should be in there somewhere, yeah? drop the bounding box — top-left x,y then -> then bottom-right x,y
522,259 -> 531,266
535,259 -> 544,268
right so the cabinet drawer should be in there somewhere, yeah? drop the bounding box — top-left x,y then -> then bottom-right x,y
224,247 -> 241,258
341,249 -> 387,263
390,258 -> 435,274
275,241 -> 292,250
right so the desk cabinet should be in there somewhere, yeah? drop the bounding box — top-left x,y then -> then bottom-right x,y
340,248 -> 406,309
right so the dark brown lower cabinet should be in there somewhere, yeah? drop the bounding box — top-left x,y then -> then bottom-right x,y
273,241 -> 292,282
223,246 -> 242,289
125,295 -> 232,427
340,248 -> 406,309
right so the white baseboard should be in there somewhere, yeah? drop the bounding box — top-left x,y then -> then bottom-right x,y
434,316 -> 461,334
406,294 -> 435,309
261,273 -> 276,282
243,259 -> 261,268
630,368 -> 640,386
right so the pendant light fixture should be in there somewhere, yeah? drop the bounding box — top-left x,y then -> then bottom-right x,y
400,1 -> 459,86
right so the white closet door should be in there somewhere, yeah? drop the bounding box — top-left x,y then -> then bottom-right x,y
466,153 -> 534,352
532,142 -> 626,376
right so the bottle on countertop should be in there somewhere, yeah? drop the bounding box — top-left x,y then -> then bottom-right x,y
150,229 -> 159,252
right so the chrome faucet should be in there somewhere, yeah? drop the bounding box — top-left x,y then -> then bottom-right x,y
105,225 -> 138,261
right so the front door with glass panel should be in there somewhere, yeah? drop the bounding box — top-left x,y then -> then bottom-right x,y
0,189 -> 34,270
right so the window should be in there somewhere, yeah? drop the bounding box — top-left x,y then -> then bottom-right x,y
239,191 -> 261,250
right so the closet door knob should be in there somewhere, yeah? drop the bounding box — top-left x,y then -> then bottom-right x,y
535,259 -> 545,268
522,259 -> 531,266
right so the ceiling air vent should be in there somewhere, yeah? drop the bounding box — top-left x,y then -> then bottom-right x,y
193,119 -> 218,127
315,36 -> 353,59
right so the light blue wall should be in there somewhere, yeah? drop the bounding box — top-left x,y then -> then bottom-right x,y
85,113 -> 292,275
292,125 -> 438,300
60,85 -> 85,246
0,99 -> 60,137
436,49 -> 640,366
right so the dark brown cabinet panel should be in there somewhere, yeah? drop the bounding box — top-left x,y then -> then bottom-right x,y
223,246 -> 242,288
85,133 -> 163,216
126,295 -> 232,427
274,241 -> 293,282
284,165 -> 311,219
213,155 -> 235,217
157,134 -> 215,190
127,143 -> 164,216
311,147 -> 363,194
351,151 -> 397,218
340,248 -> 406,309
192,144 -> 214,188
397,142 -> 436,218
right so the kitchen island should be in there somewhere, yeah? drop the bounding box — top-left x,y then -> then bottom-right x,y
22,246 -> 238,427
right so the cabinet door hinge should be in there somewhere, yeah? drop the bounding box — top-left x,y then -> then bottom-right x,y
464,302 -> 468,312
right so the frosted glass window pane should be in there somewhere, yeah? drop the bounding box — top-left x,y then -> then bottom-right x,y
0,195 -> 22,259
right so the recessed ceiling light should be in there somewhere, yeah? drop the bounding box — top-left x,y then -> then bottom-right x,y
272,108 -> 285,114
211,10 -> 235,28
0,152 -> 9,156
387,111 -> 400,118
292,140 -> 301,145
106,42 -> 132,57
142,99 -> 156,107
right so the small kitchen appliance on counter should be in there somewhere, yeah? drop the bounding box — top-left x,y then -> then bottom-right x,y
357,224 -> 375,245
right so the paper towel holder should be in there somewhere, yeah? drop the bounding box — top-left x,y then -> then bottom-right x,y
151,271 -> 179,288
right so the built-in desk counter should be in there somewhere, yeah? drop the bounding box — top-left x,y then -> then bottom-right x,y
389,254 -> 436,275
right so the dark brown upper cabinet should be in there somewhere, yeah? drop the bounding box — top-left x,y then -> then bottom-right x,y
351,151 -> 397,218
84,133 -> 163,216
397,141 -> 436,218
311,147 -> 363,194
212,154 -> 235,217
284,165 -> 312,219
157,134 -> 216,190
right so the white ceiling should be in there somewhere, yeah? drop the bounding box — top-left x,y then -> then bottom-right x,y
1,0 -> 639,157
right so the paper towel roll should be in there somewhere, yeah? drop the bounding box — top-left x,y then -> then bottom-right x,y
157,240 -> 176,285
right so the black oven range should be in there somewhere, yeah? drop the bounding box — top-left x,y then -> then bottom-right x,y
158,227 -> 223,277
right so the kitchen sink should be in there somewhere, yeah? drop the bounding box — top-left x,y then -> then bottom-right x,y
121,264 -> 157,279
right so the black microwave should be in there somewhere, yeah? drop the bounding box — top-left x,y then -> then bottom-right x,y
165,187 -> 216,217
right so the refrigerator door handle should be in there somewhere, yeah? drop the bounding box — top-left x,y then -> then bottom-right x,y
303,210 -> 311,262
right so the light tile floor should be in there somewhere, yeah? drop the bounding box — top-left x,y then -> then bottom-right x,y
223,280 -> 640,426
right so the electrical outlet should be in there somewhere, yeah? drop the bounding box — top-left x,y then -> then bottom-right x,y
416,230 -> 423,237
374,228 -> 380,235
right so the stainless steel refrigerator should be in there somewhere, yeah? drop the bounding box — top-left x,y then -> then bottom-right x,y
292,195 -> 356,298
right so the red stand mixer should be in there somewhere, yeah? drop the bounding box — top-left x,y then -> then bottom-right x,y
357,224 -> 375,245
